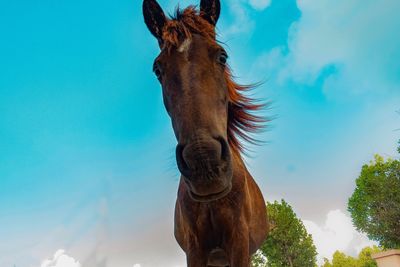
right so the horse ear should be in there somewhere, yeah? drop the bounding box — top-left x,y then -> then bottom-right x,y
143,0 -> 167,42
200,0 -> 221,26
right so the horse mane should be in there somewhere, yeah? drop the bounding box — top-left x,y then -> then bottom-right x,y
162,6 -> 266,153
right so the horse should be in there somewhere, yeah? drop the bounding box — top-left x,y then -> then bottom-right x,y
142,0 -> 269,266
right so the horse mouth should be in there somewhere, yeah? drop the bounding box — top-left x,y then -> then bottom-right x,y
188,183 -> 232,202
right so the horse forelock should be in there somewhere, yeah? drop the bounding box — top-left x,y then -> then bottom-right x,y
161,6 -> 215,52
161,6 -> 266,154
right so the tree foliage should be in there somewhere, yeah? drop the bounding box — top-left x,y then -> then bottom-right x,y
322,251 -> 358,267
322,246 -> 382,267
252,200 -> 317,267
398,139 -> 400,154
348,154 -> 400,248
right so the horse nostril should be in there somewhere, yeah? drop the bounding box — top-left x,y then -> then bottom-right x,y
176,144 -> 191,178
216,137 -> 230,162
176,137 -> 230,179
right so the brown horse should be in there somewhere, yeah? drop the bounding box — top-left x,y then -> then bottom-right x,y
142,0 -> 269,266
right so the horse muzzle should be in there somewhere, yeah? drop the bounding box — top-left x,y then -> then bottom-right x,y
176,136 -> 233,202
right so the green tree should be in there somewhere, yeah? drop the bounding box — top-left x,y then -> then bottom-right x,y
252,200 -> 317,267
322,258 -> 333,267
322,246 -> 381,267
397,139 -> 400,154
330,251 -> 358,267
357,246 -> 381,267
348,154 -> 400,248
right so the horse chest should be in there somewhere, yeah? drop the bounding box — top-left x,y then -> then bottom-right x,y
180,197 -> 240,243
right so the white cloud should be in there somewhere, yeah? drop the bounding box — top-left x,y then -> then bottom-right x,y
259,0 -> 400,98
249,0 -> 271,11
223,0 -> 255,37
133,264 -> 141,267
303,210 -> 377,264
41,249 -> 81,267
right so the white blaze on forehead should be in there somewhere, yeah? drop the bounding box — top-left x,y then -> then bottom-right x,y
177,38 -> 191,53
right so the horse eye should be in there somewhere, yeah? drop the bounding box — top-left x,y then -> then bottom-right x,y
153,62 -> 162,81
218,50 -> 228,65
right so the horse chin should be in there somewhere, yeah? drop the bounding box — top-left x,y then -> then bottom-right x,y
188,183 -> 232,202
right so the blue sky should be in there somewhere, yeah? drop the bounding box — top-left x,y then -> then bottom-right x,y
1,0 -> 399,266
